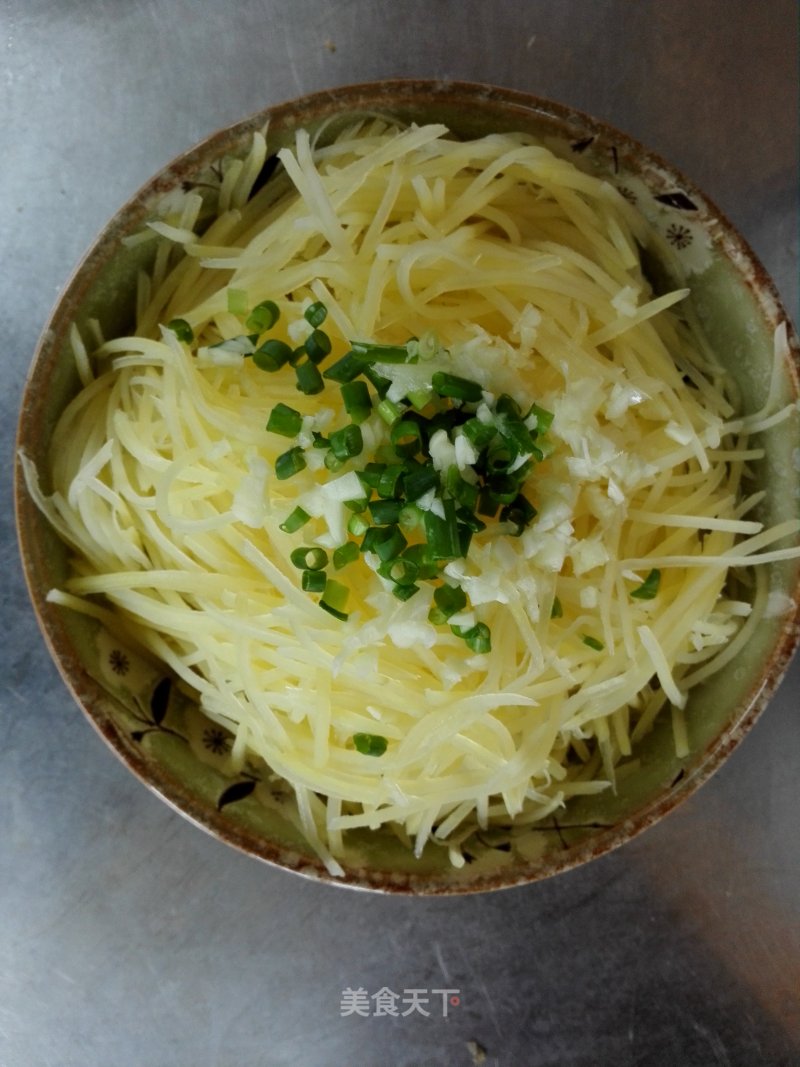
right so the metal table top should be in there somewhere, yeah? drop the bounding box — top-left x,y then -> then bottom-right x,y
2,2 -> 798,1064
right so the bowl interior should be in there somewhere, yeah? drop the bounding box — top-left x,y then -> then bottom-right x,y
15,81 -> 800,893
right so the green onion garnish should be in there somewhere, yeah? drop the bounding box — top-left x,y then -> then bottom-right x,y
279,506 -> 310,534
374,527 -> 407,562
340,381 -> 372,424
391,420 -> 423,458
321,579 -> 349,619
329,423 -> 364,461
352,733 -> 387,756
378,557 -> 419,586
403,466 -> 439,501
462,622 -> 492,654
369,498 -> 404,526
290,546 -> 328,571
295,359 -> 325,395
377,398 -> 403,425
527,402 -> 554,433
333,541 -> 360,569
323,350 -> 364,383
351,340 -> 412,364
347,513 -> 370,538
167,318 -> 193,343
500,493 -> 537,534
424,499 -> 461,560
377,464 -> 405,499
550,596 -> 563,619
301,569 -> 327,593
630,569 -> 661,600
275,447 -> 307,480
246,299 -> 280,333
582,634 -> 604,651
428,583 -> 467,624
253,338 -> 292,372
462,418 -> 497,449
431,371 -> 483,403
392,583 -> 420,601
304,301 -> 327,327
305,329 -> 332,364
266,402 -> 303,438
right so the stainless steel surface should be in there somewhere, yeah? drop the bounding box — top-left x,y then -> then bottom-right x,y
3,2 -> 798,1064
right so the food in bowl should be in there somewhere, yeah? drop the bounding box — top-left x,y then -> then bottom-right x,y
18,92 -> 800,883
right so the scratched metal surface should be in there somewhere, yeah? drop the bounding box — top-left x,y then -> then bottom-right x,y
2,2 -> 798,1065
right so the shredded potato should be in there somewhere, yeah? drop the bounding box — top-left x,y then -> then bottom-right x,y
23,121 -> 800,874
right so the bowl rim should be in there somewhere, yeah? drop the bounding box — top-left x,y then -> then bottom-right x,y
14,78 -> 800,894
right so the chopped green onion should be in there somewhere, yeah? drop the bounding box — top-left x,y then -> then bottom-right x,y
369,498 -> 404,525
246,299 -> 280,333
392,583 -> 420,601
323,350 -> 363,383
497,415 -> 536,455
275,447 -> 307,480
333,541 -> 360,569
374,526 -> 407,562
582,634 -> 604,651
486,441 -> 517,474
495,393 -> 521,417
428,583 -> 467,624
403,465 -> 439,501
340,381 -> 372,424
351,340 -> 412,364
167,318 -> 193,343
329,423 -> 364,460
445,466 -> 480,511
344,497 -> 369,513
358,463 -> 386,490
378,557 -> 419,586
377,464 -> 405,499
352,733 -> 387,756
253,338 -> 292,372
526,402 -> 554,433
362,364 -> 392,398
462,622 -> 492,654
301,569 -> 327,593
431,371 -> 483,403
456,507 -> 486,533
377,398 -> 403,425
347,513 -> 370,537
550,596 -> 563,619
290,546 -> 328,571
227,288 -> 249,316
279,506 -> 310,534
304,301 -> 327,327
402,543 -> 439,580
304,329 -> 332,364
324,450 -> 345,472
462,418 -> 497,449
295,359 -> 325,395
391,420 -> 423,458
398,502 -> 423,532
477,487 -> 500,518
424,498 -> 461,560
321,579 -> 349,619
266,402 -> 302,438
499,493 -> 537,534
312,431 -> 329,449
630,569 -> 661,600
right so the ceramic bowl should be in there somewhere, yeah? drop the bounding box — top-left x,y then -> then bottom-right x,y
15,80 -> 800,893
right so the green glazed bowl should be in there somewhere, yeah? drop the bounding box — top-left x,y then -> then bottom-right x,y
15,81 -> 800,893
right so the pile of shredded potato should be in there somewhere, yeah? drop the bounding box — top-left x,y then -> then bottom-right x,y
23,120 -> 800,874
